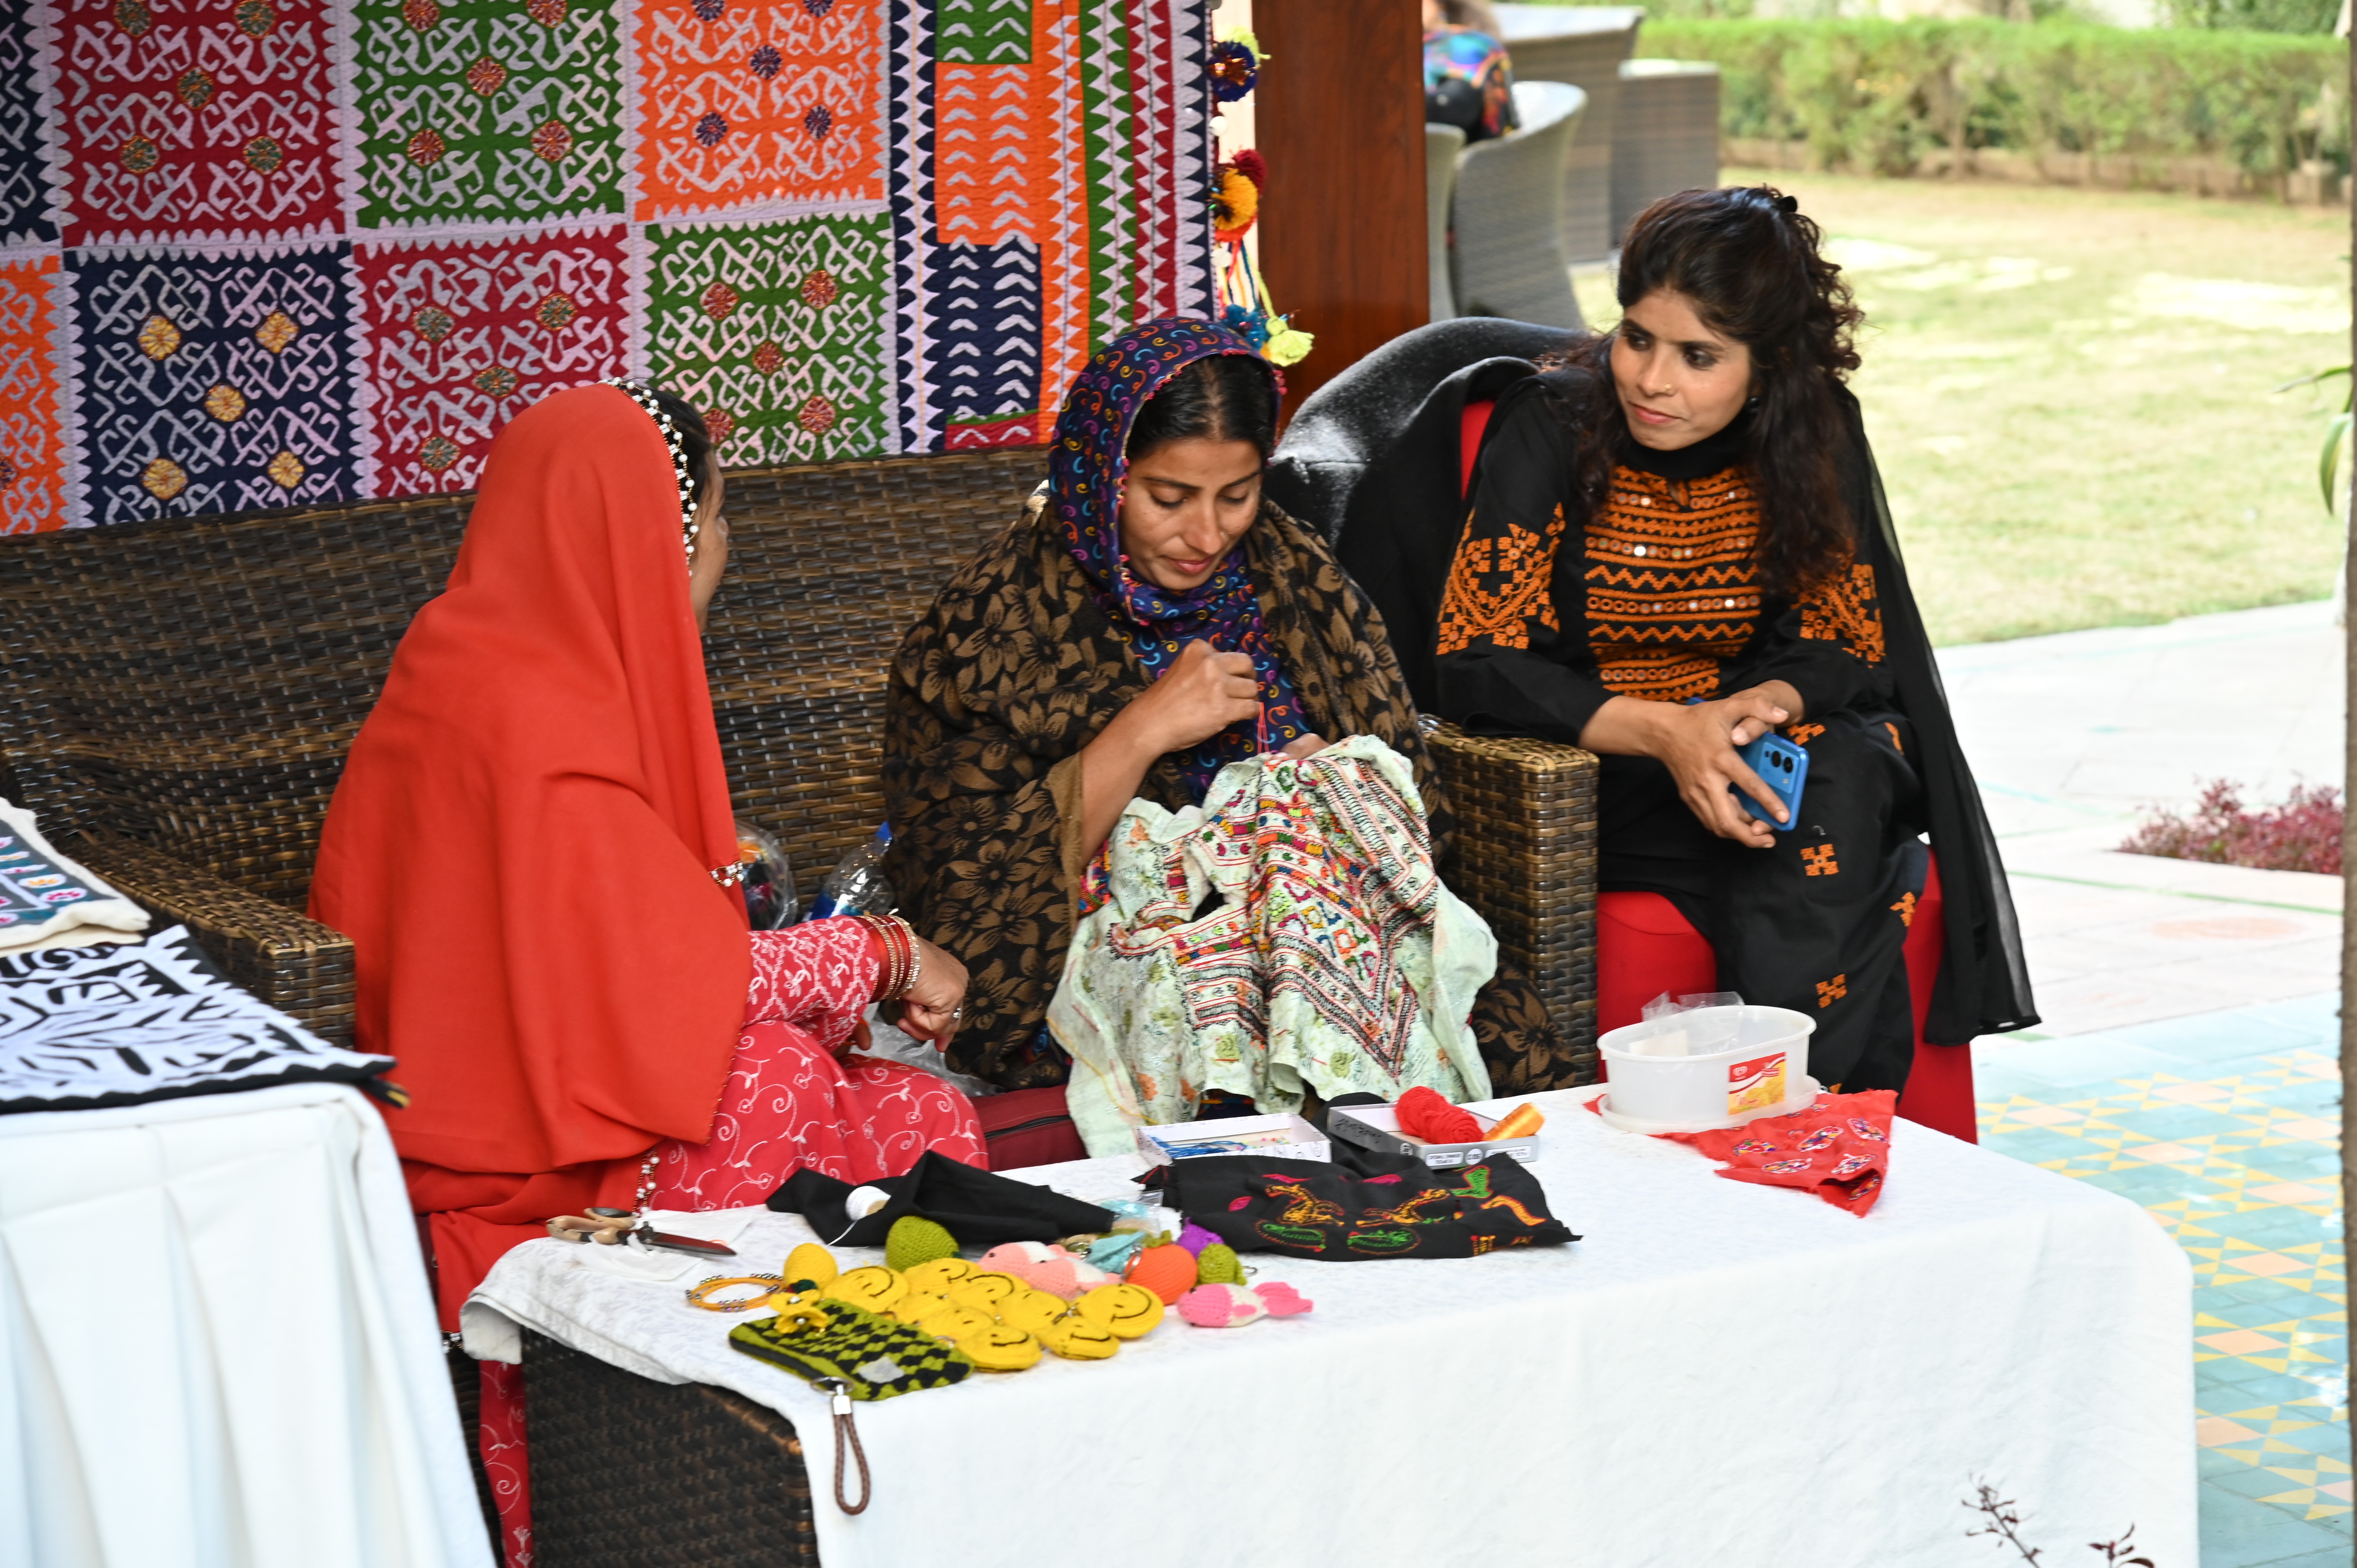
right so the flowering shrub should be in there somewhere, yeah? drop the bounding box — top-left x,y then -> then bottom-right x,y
2120,778 -> 2343,875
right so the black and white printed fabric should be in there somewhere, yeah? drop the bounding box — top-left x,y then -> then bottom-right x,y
0,798 -> 150,956
0,926 -> 396,1115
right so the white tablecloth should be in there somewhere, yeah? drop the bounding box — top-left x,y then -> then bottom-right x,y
469,1086 -> 2194,1567
0,1082 -> 495,1568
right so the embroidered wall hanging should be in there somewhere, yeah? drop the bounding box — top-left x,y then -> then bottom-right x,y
0,0 -> 1216,531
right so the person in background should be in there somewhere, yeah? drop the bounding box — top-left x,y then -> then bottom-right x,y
1430,187 -> 2036,1092
1424,0 -> 1518,144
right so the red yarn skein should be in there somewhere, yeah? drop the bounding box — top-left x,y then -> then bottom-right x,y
1396,1086 -> 1482,1143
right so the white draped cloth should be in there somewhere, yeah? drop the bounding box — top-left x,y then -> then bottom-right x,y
470,1086 -> 2195,1567
0,1082 -> 494,1568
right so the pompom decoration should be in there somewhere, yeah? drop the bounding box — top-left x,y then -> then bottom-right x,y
1232,148 -> 1266,187
1397,1085 -> 1483,1144
1195,1243 -> 1246,1285
1207,37 -> 1258,102
885,1214 -> 958,1272
1255,1282 -> 1314,1317
1210,164 -> 1259,240
1178,1283 -> 1266,1328
1176,1221 -> 1221,1256
1127,1243 -> 1200,1304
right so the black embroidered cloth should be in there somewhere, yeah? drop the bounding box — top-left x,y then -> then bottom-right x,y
1152,1151 -> 1577,1260
0,926 -> 396,1115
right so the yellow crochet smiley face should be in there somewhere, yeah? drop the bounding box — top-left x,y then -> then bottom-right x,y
1075,1282 -> 1165,1339
1039,1317 -> 1120,1361
947,1271 -> 1023,1312
956,1323 -> 1042,1372
997,1288 -> 1071,1335
887,1291 -> 950,1326
899,1256 -> 977,1294
820,1265 -> 906,1311
915,1301 -> 995,1342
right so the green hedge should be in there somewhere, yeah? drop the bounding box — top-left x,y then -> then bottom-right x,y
1629,18 -> 2349,180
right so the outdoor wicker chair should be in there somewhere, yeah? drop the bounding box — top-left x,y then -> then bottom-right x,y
1493,3 -> 1643,264
1426,122 -> 1467,324
1450,80 -> 1588,328
1612,58 -> 1721,242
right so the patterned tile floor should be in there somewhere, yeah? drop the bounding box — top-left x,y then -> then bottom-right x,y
1975,991 -> 2348,1567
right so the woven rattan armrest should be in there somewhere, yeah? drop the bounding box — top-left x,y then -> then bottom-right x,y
522,1331 -> 819,1566
69,830 -> 358,1047
1426,722 -> 1599,1075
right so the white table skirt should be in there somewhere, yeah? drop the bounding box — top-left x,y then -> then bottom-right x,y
0,1082 -> 495,1568
470,1086 -> 2194,1568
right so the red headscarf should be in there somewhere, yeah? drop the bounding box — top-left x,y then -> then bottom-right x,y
311,383 -> 749,1324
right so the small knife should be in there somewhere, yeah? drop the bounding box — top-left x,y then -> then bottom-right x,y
583,1206 -> 739,1258
634,1228 -> 739,1258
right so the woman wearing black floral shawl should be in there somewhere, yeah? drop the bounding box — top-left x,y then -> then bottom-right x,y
883,319 -> 1577,1097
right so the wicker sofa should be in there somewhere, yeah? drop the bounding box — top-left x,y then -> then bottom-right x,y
0,446 -> 1598,1068
0,446 -> 1598,1566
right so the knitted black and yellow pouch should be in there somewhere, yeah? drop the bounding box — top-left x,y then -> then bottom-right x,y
728,1301 -> 974,1400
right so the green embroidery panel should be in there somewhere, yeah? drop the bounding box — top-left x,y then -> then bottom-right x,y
350,0 -> 627,228
645,213 -> 890,467
935,0 -> 1030,63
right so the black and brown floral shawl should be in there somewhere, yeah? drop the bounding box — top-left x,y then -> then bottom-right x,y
883,493 -> 1577,1095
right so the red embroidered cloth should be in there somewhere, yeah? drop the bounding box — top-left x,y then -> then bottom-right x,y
1592,1089 -> 1896,1216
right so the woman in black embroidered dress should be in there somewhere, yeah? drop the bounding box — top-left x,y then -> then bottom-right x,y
1433,187 -> 2035,1091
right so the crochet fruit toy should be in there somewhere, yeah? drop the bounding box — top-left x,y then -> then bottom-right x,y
1177,1281 -> 1315,1328
886,1215 -> 958,1271
1125,1243 -> 1200,1304
1194,1243 -> 1246,1285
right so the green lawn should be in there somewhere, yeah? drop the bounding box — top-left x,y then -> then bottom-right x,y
1574,171 -> 2353,645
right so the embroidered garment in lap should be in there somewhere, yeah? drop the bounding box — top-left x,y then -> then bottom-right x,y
1050,736 -> 1495,1157
650,920 -> 984,1210
1433,385 -> 1926,1092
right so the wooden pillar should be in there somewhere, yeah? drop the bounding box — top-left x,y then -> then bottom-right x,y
1251,0 -> 1428,411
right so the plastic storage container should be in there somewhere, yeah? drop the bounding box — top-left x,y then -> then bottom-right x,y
1595,1004 -> 1817,1134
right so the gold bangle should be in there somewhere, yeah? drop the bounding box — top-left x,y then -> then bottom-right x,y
686,1273 -> 786,1312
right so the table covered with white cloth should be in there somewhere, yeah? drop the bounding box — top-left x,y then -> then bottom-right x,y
0,1082 -> 495,1568
468,1085 -> 2194,1567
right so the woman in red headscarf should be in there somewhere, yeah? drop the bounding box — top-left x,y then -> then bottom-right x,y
311,380 -> 985,1333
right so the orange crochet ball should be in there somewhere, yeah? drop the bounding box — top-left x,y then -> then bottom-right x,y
1126,1243 -> 1199,1305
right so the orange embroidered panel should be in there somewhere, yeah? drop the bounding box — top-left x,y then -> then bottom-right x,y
1586,464 -> 1764,702
1799,562 -> 1885,665
1435,503 -> 1567,655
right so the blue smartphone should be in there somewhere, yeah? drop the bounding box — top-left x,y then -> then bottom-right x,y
1733,731 -> 1808,830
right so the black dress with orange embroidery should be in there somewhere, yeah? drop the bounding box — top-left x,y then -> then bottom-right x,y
1434,376 -> 1971,1093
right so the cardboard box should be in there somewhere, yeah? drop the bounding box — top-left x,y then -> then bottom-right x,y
1325,1102 -> 1542,1168
1136,1112 -> 1329,1165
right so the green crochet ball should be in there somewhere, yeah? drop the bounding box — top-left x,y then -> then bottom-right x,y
1196,1243 -> 1245,1286
885,1215 -> 957,1272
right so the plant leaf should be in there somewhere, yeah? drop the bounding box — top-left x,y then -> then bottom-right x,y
2275,365 -> 2352,394
2321,410 -> 2353,509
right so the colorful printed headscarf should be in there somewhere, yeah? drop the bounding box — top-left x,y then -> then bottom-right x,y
1048,318 -> 1308,800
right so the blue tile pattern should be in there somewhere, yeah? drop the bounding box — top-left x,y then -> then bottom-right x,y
1977,993 -> 2348,1565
